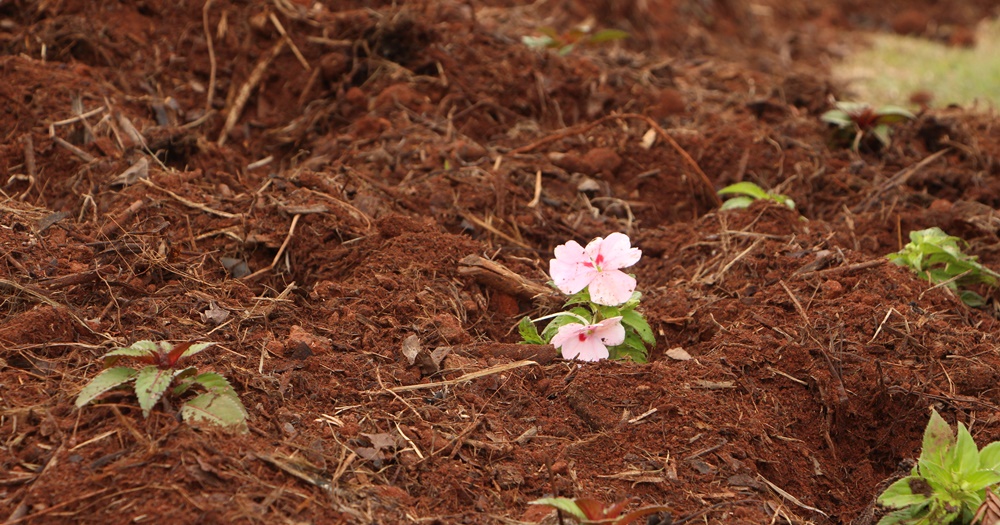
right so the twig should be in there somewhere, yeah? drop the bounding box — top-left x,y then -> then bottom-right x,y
50,136 -> 96,163
793,258 -> 885,279
242,214 -> 302,281
269,13 -> 310,70
138,179 -> 239,219
376,360 -> 538,393
779,280 -> 810,327
217,39 -> 286,146
526,169 -> 542,207
202,0 -> 217,117
5,488 -> 111,525
457,254 -> 552,300
757,474 -> 829,518
21,135 -> 36,177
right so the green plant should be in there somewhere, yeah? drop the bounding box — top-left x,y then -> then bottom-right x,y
877,409 -> 1000,524
717,181 -> 795,211
821,101 -> 915,151
520,288 -> 655,363
887,227 -> 1000,306
522,26 -> 629,55
519,233 -> 654,363
76,340 -> 248,432
529,497 -> 670,525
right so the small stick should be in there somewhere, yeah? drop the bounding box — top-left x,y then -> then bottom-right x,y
269,13 -> 310,70
51,136 -> 96,163
779,280 -> 810,327
202,0 -> 217,117
793,258 -> 885,279
457,254 -> 552,300
217,39 -> 286,146
526,169 -> 542,207
21,135 -> 36,177
242,214 -> 302,281
138,178 -> 239,219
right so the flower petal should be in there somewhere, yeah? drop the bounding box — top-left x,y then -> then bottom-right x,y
587,270 -> 637,306
550,240 -> 597,294
595,232 -> 641,270
572,336 -> 609,362
550,322 -> 586,350
550,258 -> 597,295
593,316 -> 626,346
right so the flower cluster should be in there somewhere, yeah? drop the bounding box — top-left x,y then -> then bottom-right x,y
519,233 -> 655,362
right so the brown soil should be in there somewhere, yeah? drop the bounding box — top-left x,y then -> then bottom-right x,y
3,1 -> 1000,524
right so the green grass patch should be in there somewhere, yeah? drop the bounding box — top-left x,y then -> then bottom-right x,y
832,18 -> 1000,110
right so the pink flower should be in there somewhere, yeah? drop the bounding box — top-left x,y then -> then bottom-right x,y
549,232 -> 641,306
550,317 -> 626,362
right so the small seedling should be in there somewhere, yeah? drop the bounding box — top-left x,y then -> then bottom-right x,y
522,25 -> 629,55
887,227 -> 999,306
519,233 -> 655,363
821,101 -> 915,151
717,181 -> 795,211
529,497 -> 670,525
76,340 -> 248,432
876,408 -> 1000,524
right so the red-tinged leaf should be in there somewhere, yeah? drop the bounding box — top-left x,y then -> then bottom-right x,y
575,498 -> 607,519
602,498 -> 636,519
613,506 -> 672,525
164,341 -> 194,368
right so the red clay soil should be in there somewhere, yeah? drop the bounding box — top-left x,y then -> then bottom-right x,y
3,0 -> 1000,524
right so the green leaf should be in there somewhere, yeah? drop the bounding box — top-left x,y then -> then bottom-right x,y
719,195 -> 754,210
522,35 -> 556,49
181,392 -> 248,432
134,365 -> 176,418
621,309 -> 655,346
977,441 -> 1000,470
876,504 -> 928,525
959,469 -> 1000,493
564,288 -> 592,307
718,181 -> 770,199
875,105 -> 917,123
954,422 -> 982,475
528,498 -> 588,522
872,124 -> 892,147
519,317 -> 545,344
179,342 -> 214,360
878,476 -> 931,509
76,367 -> 139,408
541,307 -> 593,342
921,409 -> 954,465
821,109 -> 854,128
586,28 -> 630,44
620,291 -> 642,311
609,332 -> 648,363
190,372 -> 237,395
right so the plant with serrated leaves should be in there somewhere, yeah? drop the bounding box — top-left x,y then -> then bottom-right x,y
75,340 -> 248,432
717,181 -> 795,211
877,409 -> 1000,524
822,101 -> 915,151
522,25 -> 629,56
887,227 -> 999,307
529,496 -> 670,525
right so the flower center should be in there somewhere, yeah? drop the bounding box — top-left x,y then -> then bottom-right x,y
583,253 -> 605,271
577,328 -> 595,342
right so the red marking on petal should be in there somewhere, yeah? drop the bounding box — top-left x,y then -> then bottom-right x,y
583,262 -> 593,268
578,333 -> 587,341
595,254 -> 604,265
